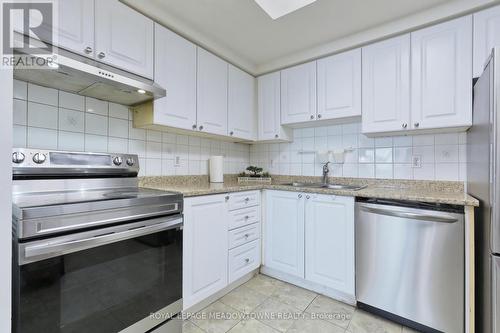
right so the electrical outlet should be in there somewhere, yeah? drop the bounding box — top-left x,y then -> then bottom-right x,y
174,156 -> 180,167
412,155 -> 422,168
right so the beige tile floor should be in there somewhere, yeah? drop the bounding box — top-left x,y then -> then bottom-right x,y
182,274 -> 420,333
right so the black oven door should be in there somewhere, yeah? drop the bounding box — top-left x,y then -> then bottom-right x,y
13,215 -> 183,333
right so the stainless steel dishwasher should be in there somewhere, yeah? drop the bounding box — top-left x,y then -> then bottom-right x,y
356,198 -> 464,333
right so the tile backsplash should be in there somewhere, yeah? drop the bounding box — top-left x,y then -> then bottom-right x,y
12,80 -> 466,181
250,125 -> 467,181
12,80 -> 250,177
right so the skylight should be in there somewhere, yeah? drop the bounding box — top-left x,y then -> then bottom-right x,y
254,0 -> 318,20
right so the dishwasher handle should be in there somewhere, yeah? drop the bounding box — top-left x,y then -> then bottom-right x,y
359,205 -> 458,223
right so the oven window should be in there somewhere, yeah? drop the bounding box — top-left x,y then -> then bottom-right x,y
13,228 -> 182,333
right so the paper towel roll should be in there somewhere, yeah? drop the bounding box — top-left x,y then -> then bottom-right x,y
209,156 -> 224,183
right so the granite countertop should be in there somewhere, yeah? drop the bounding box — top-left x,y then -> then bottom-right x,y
139,175 -> 479,207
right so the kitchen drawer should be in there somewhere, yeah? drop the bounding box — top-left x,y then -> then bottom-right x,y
229,223 -> 260,249
229,206 -> 260,230
228,239 -> 260,283
228,191 -> 260,211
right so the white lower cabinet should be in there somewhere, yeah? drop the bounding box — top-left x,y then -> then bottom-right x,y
264,190 -> 305,278
183,194 -> 229,310
183,191 -> 261,310
305,194 -> 355,296
263,190 -> 355,299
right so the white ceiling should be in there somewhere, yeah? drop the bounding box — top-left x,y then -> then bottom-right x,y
123,0 -> 499,75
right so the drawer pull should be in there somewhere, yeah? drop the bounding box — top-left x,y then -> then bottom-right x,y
244,197 -> 250,202
244,233 -> 250,238
225,196 -> 230,201
245,258 -> 250,263
244,215 -> 249,219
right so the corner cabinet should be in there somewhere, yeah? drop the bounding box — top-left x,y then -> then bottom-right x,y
411,16 -> 472,131
262,190 -> 355,301
257,73 -> 292,142
95,0 -> 154,79
196,48 -> 229,136
264,191 -> 305,278
362,34 -> 411,134
474,5 -> 500,78
228,65 -> 257,141
305,194 -> 354,296
317,49 -> 361,121
280,61 -> 317,125
183,194 -> 229,310
153,24 -> 197,131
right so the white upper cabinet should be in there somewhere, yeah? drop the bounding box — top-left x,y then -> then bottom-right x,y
183,194 -> 228,310
257,73 -> 292,141
95,0 -> 154,79
53,0 -> 94,57
362,35 -> 411,134
305,194 -> 355,297
228,65 -> 256,140
474,5 -> 500,78
317,49 -> 361,120
153,24 -> 197,131
197,48 -> 228,136
264,191 -> 305,278
411,16 -> 473,130
280,61 -> 317,125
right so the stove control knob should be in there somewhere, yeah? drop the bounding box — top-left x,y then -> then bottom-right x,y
32,153 -> 46,164
126,158 -> 135,166
12,152 -> 25,164
113,156 -> 123,166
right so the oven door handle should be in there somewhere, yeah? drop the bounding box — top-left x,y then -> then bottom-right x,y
21,217 -> 183,264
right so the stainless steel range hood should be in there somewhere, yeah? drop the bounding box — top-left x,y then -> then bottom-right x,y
13,42 -> 165,106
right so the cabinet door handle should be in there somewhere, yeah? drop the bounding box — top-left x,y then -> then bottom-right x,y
414,122 -> 420,128
244,234 -> 250,238
402,123 -> 408,129
192,124 -> 197,130
244,215 -> 249,219
298,194 -> 302,198
97,52 -> 106,59
317,114 -> 322,119
306,195 -> 310,199
275,134 -> 279,139
245,258 -> 250,263
310,115 -> 314,120
199,125 -> 204,131
225,196 -> 230,201
230,131 -> 234,136
84,46 -> 93,54
244,197 -> 250,202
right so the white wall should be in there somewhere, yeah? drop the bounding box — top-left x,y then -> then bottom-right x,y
250,122 -> 467,181
1,68 -> 13,332
13,80 -> 250,177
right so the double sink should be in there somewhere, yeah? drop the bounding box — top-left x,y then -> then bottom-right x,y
280,182 -> 367,191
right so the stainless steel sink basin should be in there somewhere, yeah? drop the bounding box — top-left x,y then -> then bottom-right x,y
279,182 -> 367,191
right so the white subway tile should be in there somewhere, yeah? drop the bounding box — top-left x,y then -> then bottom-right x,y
358,148 -> 374,163
146,159 -> 162,176
28,102 -> 58,129
85,113 -> 108,135
84,134 -> 107,152
128,139 -> 146,157
413,164 -> 435,180
375,164 -> 393,179
13,80 -> 27,100
290,163 -> 302,175
59,108 -> 84,133
358,164 -> 375,178
342,134 -> 358,149
59,91 -> 84,111
327,136 -> 342,150
162,159 -> 175,175
146,142 -> 162,159
85,97 -> 108,116
459,144 -> 467,163
129,121 -> 146,140
175,159 -> 189,175
375,148 -> 393,163
394,164 -> 413,180
162,143 -> 175,160
108,137 -> 128,154
188,145 -> 201,160
435,163 -> 459,181
435,144 -> 459,163
314,126 -> 327,137
176,134 -> 189,145
394,147 -> 412,163
188,160 -> 201,175
58,131 -> 84,151
28,83 -> 58,106
412,146 -> 435,164
109,103 -> 129,119
314,136 -> 328,150
393,135 -> 412,147
13,99 -> 27,125
302,137 -> 314,150
108,118 -> 128,138
147,130 -> 163,142
13,125 -> 27,147
302,163 -> 315,176
301,128 -> 315,138
412,134 -> 434,146
343,150 -> 358,164
28,127 -> 58,149
327,125 -> 342,136
343,163 -> 358,177
279,163 -> 291,175
342,123 -> 358,134
358,134 -> 374,148
375,137 -> 393,147
435,133 -> 459,145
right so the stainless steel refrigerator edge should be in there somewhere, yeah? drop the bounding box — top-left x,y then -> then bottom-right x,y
468,47 -> 500,333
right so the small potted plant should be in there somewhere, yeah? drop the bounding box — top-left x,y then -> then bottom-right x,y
238,166 -> 272,184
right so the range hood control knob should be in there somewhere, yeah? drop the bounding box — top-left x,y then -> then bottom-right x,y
32,153 -> 46,164
12,152 -> 25,164
113,156 -> 123,166
126,158 -> 135,167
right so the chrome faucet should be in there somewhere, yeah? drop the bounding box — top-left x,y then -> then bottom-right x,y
322,162 -> 330,185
